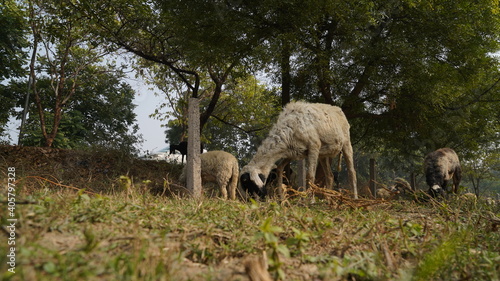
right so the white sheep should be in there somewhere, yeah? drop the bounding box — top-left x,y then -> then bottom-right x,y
240,101 -> 358,199
180,150 -> 239,200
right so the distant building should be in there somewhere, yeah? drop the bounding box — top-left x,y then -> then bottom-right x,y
141,146 -> 183,163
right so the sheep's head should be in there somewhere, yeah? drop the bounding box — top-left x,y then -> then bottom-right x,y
428,184 -> 445,198
240,169 -> 267,198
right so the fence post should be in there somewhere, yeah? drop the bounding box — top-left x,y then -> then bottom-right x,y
410,172 -> 416,191
370,158 -> 376,198
187,97 -> 202,199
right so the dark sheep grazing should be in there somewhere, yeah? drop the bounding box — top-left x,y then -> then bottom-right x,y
169,141 -> 204,164
169,141 -> 188,163
424,148 -> 462,197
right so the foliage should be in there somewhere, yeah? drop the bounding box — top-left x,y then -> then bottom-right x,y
200,75 -> 281,163
462,145 -> 500,196
0,84 -> 18,139
21,0 -> 129,147
112,0 -> 500,173
258,217 -> 289,280
0,0 -> 29,137
2,0 -> 499,191
6,63 -> 142,153
0,0 -> 28,81
71,0 -> 264,132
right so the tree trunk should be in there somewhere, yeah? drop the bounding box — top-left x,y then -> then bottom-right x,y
280,40 -> 293,181
19,5 -> 39,146
200,62 -> 237,131
316,55 -> 334,105
281,40 -> 291,106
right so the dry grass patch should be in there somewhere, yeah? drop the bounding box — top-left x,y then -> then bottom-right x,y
1,146 -> 499,280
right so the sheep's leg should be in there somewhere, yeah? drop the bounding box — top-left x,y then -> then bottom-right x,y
219,180 -> 228,200
452,166 -> 461,194
342,142 -> 358,199
306,148 -> 320,189
442,179 -> 450,193
216,174 -> 229,200
228,166 -> 238,200
319,157 -> 334,189
228,182 -> 236,200
275,159 -> 290,199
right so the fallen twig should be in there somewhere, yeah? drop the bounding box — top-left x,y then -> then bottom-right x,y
24,175 -> 99,196
282,182 -> 391,209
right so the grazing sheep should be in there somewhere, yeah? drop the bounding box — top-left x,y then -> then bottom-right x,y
392,178 -> 412,193
461,192 -> 477,204
389,178 -> 414,200
180,151 -> 239,199
240,101 -> 358,199
485,197 -> 498,206
170,141 -> 204,164
424,148 -> 462,197
376,187 -> 396,200
170,141 -> 188,163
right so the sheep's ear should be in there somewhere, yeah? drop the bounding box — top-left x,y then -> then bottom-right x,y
250,171 -> 265,188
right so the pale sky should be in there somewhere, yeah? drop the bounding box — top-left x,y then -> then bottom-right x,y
129,78 -> 170,155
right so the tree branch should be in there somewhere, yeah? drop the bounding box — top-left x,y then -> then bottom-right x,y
211,115 -> 268,134
444,75 -> 500,110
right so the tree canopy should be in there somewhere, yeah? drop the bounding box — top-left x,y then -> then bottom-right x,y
8,63 -> 141,152
92,0 -> 499,157
0,0 -> 28,80
0,0 -> 29,138
1,0 -> 499,191
0,0 -> 142,152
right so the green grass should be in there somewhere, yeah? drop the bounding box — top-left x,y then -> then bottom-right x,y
1,186 -> 499,281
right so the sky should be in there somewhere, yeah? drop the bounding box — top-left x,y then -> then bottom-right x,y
128,78 -> 170,155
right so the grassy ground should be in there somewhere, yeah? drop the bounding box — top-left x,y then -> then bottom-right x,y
1,146 -> 499,280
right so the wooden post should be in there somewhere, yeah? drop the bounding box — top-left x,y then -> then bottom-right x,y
297,160 -> 306,191
187,97 -> 202,199
410,172 -> 416,191
370,158 -> 376,198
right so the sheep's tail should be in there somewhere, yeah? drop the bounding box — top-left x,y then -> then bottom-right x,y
337,151 -> 343,172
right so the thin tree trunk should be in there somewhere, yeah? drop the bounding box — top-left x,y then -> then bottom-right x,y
281,40 -> 293,182
281,40 -> 291,106
28,0 -> 49,145
20,2 -> 39,145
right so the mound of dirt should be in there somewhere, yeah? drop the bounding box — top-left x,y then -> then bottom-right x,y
0,145 -> 186,195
